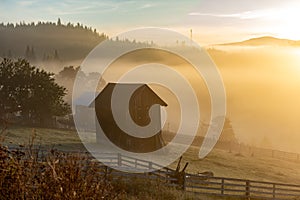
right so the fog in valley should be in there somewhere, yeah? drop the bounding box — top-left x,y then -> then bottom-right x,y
69,42 -> 300,154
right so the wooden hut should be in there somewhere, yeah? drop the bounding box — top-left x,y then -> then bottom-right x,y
90,83 -> 167,153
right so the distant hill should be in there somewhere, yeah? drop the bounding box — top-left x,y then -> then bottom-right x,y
218,36 -> 300,47
0,19 -> 108,71
0,20 -> 156,72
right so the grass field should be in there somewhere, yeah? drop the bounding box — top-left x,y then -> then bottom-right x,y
2,126 -> 300,186
170,146 -> 300,185
2,126 -> 85,151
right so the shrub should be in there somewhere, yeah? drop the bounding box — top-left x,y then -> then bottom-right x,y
0,144 -> 123,199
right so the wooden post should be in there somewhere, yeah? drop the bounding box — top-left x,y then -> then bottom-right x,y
245,181 -> 250,198
104,166 -> 108,182
183,173 -> 186,190
272,184 -> 276,199
221,178 -> 225,195
149,162 -> 152,170
177,172 -> 185,190
165,171 -> 168,183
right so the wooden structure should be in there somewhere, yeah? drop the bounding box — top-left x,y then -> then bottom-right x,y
90,83 -> 167,153
7,146 -> 300,200
91,153 -> 300,200
168,156 -> 189,190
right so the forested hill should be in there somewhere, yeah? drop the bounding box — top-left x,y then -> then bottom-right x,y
0,20 -> 198,73
0,19 -> 107,69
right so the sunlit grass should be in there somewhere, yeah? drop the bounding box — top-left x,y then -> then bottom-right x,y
3,126 -> 300,186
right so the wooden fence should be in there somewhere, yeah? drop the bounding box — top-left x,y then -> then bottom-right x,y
85,152 -> 300,200
185,174 -> 300,200
7,148 -> 300,200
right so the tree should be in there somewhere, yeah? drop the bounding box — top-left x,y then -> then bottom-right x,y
25,45 -> 36,62
7,50 -> 12,58
55,66 -> 84,103
55,66 -> 106,104
56,66 -> 79,80
57,18 -> 61,26
218,117 -> 237,143
30,46 -> 36,61
25,45 -> 30,59
53,49 -> 60,61
0,58 -> 70,125
215,117 -> 238,152
206,117 -> 238,151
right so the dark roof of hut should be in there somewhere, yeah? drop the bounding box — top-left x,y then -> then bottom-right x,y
89,83 -> 167,107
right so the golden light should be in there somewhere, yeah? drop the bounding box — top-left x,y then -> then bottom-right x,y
271,3 -> 300,40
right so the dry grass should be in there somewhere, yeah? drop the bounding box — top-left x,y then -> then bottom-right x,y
0,138 -> 199,199
2,126 -> 300,199
4,126 -> 300,185
0,146 -> 124,199
169,145 -> 300,185
0,126 -> 254,200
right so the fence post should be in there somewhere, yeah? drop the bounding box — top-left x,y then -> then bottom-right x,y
149,162 -> 153,170
117,153 -> 121,166
245,181 -> 250,198
221,178 -> 225,195
272,184 -> 276,199
104,166 -> 108,182
183,173 -> 186,191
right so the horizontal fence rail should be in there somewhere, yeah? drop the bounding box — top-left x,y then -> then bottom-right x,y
184,174 -> 300,200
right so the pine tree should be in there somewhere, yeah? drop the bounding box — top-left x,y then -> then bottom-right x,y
7,50 -> 12,58
25,45 -> 31,59
42,53 -> 47,61
219,117 -> 237,142
30,46 -> 36,61
57,18 -> 61,26
54,49 -> 60,61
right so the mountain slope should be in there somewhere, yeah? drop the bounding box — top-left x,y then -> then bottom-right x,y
0,21 -> 107,64
219,36 -> 300,47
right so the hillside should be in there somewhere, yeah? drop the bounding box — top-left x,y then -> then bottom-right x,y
0,20 -> 107,70
218,36 -> 300,47
0,20 -> 157,72
3,126 -> 300,185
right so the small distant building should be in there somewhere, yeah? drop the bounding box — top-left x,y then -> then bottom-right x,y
73,91 -> 98,132
73,105 -> 95,131
90,83 -> 167,153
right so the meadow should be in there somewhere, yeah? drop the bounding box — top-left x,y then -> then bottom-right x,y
3,126 -> 300,185
0,126 -> 259,200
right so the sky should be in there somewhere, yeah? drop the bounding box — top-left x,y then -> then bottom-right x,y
1,0 -> 300,45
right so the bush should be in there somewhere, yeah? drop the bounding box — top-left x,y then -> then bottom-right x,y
0,144 -> 123,199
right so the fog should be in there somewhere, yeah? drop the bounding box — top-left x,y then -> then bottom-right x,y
67,44 -> 300,153
208,46 -> 300,153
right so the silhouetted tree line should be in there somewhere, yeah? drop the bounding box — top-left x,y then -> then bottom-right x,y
0,19 -> 159,73
42,49 -> 60,62
0,18 -> 103,37
25,45 -> 36,62
0,19 -> 108,65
